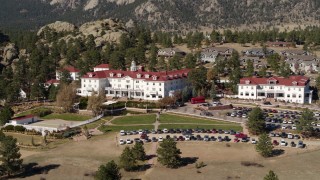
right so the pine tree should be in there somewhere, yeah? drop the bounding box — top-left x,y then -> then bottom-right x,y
297,109 -> 315,135
0,135 -> 23,177
184,54 -> 197,69
245,60 -> 254,77
256,133 -> 273,157
95,160 -> 121,180
0,105 -> 14,125
157,138 -> 182,168
132,142 -> 146,161
119,147 -> 137,171
264,170 -> 279,180
246,107 -> 266,135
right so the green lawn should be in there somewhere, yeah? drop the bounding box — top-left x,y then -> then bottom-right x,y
98,125 -> 154,133
159,114 -> 234,124
42,113 -> 91,121
112,114 -> 156,125
4,132 -> 43,145
15,107 -> 51,117
158,124 -> 243,131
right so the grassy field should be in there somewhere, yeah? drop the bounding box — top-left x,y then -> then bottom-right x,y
15,107 -> 51,117
42,113 -> 91,121
99,125 -> 154,133
159,114 -> 234,124
4,132 -> 43,145
158,124 -> 243,131
111,114 -> 156,125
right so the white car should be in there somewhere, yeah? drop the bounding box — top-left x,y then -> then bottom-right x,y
120,130 -> 126,136
317,123 -> 320,127
162,129 -> 168,133
231,113 -> 236,117
280,139 -> 287,146
287,133 -> 293,139
242,114 -> 247,118
138,129 -> 143,134
126,139 -> 133,144
158,136 -> 164,142
119,139 -> 125,145
185,135 -> 191,141
282,126 -> 286,130
251,138 -> 257,144
288,120 -> 293,124
314,112 -> 320,117
283,120 -> 287,124
292,125 -> 297,130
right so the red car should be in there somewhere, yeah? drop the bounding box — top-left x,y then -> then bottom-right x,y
140,133 -> 148,139
235,133 -> 247,139
211,129 -> 217,133
234,138 -> 240,143
273,140 -> 279,146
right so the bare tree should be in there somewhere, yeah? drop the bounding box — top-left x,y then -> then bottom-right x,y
87,89 -> 105,116
56,83 -> 77,113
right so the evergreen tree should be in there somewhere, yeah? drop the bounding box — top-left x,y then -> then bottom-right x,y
184,54 -> 197,69
245,60 -> 254,77
132,142 -> 146,161
256,133 -> 273,157
187,66 -> 208,96
210,82 -> 217,100
246,107 -> 266,135
95,160 -> 121,180
157,57 -> 167,71
0,105 -> 14,125
157,138 -> 182,168
182,86 -> 193,102
264,170 -> 279,180
169,54 -> 182,70
119,147 -> 137,171
110,51 -> 125,70
297,109 -> 315,135
259,66 -> 268,77
59,69 -> 72,85
148,43 -> 158,71
0,135 -> 23,177
48,85 -> 59,101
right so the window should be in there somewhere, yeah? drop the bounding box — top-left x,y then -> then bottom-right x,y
136,81 -> 139,83
240,92 -> 243,96
299,88 -> 301,91
158,95 -> 163,98
152,88 -> 156,91
251,93 -> 254,96
270,86 -> 274,89
153,83 -> 155,85
84,85 -> 86,87
288,88 -> 290,91
251,86 -> 253,90
159,88 -> 162,91
118,84 -> 121,88
287,94 -> 290,98
241,86 -> 243,89
136,85 -> 139,88
292,94 -> 296,98
126,80 -> 130,83
245,92 -> 249,96
299,94 -> 302,98
118,79 -> 121,82
147,83 -> 149,85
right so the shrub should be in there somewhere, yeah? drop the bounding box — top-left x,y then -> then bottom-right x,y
31,108 -> 53,117
3,125 -> 14,131
14,125 -> 26,132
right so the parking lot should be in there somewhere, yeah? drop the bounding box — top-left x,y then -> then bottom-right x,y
117,128 -> 306,149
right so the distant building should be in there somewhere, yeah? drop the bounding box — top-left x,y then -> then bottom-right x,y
285,55 -> 319,73
280,49 -> 310,56
157,48 -> 186,58
238,76 -> 312,104
200,47 -> 234,63
56,66 -> 80,81
45,79 -> 60,88
266,41 -> 294,47
242,48 -> 275,58
240,56 -> 267,69
94,64 -> 110,72
9,115 -> 38,125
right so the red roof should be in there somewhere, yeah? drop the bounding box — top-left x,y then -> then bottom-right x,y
94,64 -> 110,69
12,114 -> 35,121
82,69 -> 190,82
61,66 -> 80,73
45,79 -> 60,84
239,76 -> 309,86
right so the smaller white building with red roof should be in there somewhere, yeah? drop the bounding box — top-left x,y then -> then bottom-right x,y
238,76 -> 313,104
94,64 -> 110,72
56,66 -> 80,81
77,61 -> 190,100
9,115 -> 39,125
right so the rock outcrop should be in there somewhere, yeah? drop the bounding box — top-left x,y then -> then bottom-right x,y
37,21 -> 76,36
1,43 -> 19,66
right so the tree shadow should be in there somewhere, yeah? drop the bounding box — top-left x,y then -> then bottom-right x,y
272,149 -> 285,157
134,164 -> 152,172
13,163 -> 60,178
146,154 -> 157,160
180,157 -> 199,167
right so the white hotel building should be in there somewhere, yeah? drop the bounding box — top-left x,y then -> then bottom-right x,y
238,76 -> 313,104
77,61 -> 190,100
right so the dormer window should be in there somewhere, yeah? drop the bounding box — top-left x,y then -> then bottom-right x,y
145,74 -> 150,78
137,74 -> 141,78
292,81 -> 298,86
245,80 -> 250,84
88,73 -> 93,78
109,73 -> 114,77
152,76 -> 157,80
117,73 -> 122,77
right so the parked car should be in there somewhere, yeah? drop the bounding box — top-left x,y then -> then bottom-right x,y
241,138 -> 248,142
152,137 -> 157,142
162,129 -> 169,133
178,136 -> 185,141
287,133 -> 293,139
251,138 -> 257,144
119,139 -> 125,145
158,136 -> 163,142
134,138 -> 141,143
138,129 -> 143,134
224,136 -> 230,141
185,135 -> 191,141
242,114 -> 247,118
204,135 -> 210,141
294,134 -> 300,139
280,139 -> 287,146
140,133 -> 148,139
210,136 -> 216,141
126,139 -> 133,144
120,130 -> 126,136
234,138 -> 240,143
217,136 -> 223,142
235,133 -> 247,139
297,141 -> 304,148
273,140 -> 279,146
292,125 -> 297,130
290,141 -> 296,147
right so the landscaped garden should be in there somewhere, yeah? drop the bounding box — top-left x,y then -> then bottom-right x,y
111,114 -> 156,125
158,114 -> 234,124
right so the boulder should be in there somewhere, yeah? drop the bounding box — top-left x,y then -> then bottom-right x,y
1,43 -> 18,66
37,21 -> 76,36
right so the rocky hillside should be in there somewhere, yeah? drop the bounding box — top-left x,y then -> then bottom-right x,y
0,0 -> 320,30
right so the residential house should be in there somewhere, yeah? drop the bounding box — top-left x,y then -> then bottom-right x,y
56,66 -> 80,81
280,49 -> 309,56
240,56 -> 267,69
157,48 -> 186,58
45,79 -> 60,88
242,48 -> 275,58
266,41 -> 294,47
238,76 -> 312,104
9,115 -> 38,125
285,55 -> 319,73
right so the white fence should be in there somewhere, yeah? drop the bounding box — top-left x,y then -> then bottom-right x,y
68,114 -> 104,128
